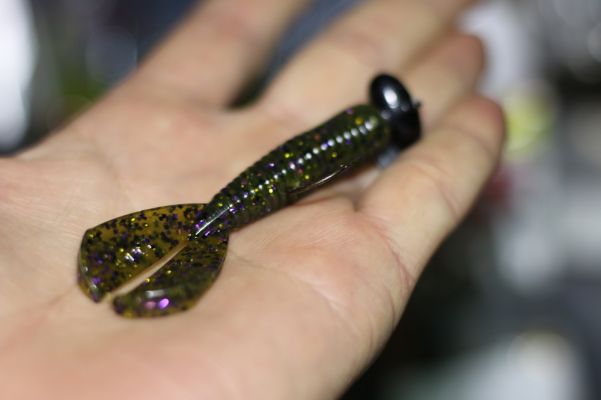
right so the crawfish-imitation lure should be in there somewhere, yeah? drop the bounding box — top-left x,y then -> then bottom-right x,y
77,74 -> 421,318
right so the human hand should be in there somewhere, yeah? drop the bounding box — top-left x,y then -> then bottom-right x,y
0,0 -> 504,398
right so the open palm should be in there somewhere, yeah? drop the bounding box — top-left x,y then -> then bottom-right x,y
0,1 -> 504,398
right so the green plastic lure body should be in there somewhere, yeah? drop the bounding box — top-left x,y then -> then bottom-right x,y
78,74 -> 421,318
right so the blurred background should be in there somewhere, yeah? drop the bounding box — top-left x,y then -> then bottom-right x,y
2,0 -> 600,398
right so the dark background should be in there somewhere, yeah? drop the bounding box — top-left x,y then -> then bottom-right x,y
2,0 -> 601,398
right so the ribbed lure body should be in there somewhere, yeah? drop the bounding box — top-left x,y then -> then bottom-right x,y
77,74 -> 421,318
196,105 -> 390,236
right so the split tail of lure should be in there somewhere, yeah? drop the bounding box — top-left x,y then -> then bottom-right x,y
78,204 -> 228,317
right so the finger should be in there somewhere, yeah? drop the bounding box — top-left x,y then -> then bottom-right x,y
358,95 -> 505,276
246,33 -> 483,155
404,33 -> 484,130
236,33 -> 484,207
132,0 -> 310,107
259,0 -> 475,125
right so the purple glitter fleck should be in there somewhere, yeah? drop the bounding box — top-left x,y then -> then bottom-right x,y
158,298 -> 170,309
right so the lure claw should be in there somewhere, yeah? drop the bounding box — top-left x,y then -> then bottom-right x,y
77,204 -> 209,303
112,233 -> 228,318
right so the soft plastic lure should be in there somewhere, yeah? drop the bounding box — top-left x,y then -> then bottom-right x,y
78,74 -> 421,318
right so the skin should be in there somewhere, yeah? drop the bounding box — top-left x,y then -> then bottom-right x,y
0,0 -> 505,398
